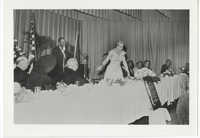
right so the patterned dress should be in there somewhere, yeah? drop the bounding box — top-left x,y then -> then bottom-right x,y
104,50 -> 126,83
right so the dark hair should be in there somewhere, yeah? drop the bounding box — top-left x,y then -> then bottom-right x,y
144,60 -> 151,64
116,40 -> 124,46
58,37 -> 65,43
165,59 -> 172,64
127,60 -> 134,68
123,45 -> 127,52
136,61 -> 144,68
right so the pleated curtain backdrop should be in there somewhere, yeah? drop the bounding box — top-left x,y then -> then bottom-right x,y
14,10 -> 189,78
14,10 -> 82,56
81,11 -> 189,78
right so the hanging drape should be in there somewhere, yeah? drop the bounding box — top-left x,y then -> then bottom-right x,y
14,10 -> 189,78
81,10 -> 189,78
14,10 -> 82,56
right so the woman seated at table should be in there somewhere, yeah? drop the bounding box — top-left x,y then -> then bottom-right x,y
160,59 -> 174,77
134,61 -> 143,72
134,60 -> 156,79
97,40 -> 130,85
144,60 -> 152,70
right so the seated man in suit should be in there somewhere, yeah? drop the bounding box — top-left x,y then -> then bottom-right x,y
49,37 -> 72,83
63,58 -> 88,86
14,53 -> 54,90
14,56 -> 30,87
160,59 -> 174,76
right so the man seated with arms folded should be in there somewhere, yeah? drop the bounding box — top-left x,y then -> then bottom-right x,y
14,54 -> 34,88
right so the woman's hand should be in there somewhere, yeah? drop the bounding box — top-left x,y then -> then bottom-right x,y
96,65 -> 103,72
127,72 -> 132,79
127,75 -> 134,80
126,70 -> 135,79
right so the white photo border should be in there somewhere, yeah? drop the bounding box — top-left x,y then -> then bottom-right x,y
2,0 -> 199,137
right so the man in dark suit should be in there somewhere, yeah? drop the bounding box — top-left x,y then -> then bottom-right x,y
49,37 -> 72,83
14,56 -> 30,87
160,59 -> 173,74
49,37 -> 88,86
62,58 -> 88,85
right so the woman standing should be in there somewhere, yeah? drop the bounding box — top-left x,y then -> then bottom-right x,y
97,41 -> 130,84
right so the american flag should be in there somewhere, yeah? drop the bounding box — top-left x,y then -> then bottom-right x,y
29,12 -> 37,60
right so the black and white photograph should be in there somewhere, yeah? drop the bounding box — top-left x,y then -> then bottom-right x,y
13,9 -> 190,125
2,0 -> 200,137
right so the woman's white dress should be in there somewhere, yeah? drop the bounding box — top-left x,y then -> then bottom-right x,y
104,50 -> 125,82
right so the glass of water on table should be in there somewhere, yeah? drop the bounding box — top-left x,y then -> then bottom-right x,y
34,86 -> 41,95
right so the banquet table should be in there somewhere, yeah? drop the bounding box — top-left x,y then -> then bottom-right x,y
14,80 -> 153,124
14,73 -> 188,124
155,73 -> 189,105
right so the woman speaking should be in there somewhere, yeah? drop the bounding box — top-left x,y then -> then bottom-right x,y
97,40 -> 131,85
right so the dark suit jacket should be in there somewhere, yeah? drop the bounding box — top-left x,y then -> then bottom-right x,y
49,46 -> 72,82
26,71 -> 53,90
63,67 -> 88,85
14,67 -> 29,87
160,64 -> 169,74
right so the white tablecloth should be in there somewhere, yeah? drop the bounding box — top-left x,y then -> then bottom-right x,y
14,80 -> 153,124
155,73 -> 189,105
